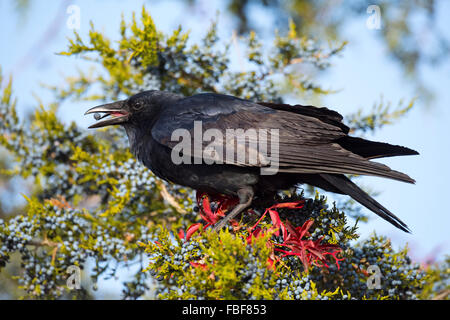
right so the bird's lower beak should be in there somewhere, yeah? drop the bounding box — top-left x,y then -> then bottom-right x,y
85,100 -> 130,129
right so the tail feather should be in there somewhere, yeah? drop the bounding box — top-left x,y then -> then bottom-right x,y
337,136 -> 419,160
320,173 -> 411,233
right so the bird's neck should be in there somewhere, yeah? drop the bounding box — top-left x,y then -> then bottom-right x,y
123,124 -> 150,164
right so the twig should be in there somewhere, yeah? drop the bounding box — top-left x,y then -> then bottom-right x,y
157,181 -> 187,215
432,289 -> 450,300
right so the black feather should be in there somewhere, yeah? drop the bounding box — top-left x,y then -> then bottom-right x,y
320,174 -> 411,233
336,136 -> 419,159
87,91 -> 418,233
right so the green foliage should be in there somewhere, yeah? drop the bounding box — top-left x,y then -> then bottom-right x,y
54,7 -> 345,103
419,256 -> 450,299
346,97 -> 416,134
139,193 -> 430,300
0,6 -> 447,300
208,0 -> 449,79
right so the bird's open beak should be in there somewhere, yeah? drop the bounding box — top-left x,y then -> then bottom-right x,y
85,100 -> 130,129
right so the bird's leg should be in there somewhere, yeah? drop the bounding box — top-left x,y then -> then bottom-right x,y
212,187 -> 254,231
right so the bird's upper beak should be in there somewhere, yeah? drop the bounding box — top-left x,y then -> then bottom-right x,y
85,100 -> 130,129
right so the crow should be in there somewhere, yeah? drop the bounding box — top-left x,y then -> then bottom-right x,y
85,91 -> 418,232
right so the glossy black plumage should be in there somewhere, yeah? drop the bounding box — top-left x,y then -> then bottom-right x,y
85,90 -> 418,232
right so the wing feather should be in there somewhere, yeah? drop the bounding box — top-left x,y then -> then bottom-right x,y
152,93 -> 415,183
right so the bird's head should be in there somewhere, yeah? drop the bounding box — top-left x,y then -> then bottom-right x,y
85,90 -> 178,129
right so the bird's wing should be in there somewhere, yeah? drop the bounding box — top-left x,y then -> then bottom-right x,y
152,93 -> 414,183
258,101 -> 419,160
257,101 -> 350,133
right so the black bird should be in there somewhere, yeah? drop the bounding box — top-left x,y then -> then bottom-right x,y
85,91 -> 418,232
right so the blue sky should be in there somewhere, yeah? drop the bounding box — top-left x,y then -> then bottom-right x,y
0,0 -> 449,265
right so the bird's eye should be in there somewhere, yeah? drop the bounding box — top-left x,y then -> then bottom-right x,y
132,101 -> 144,111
